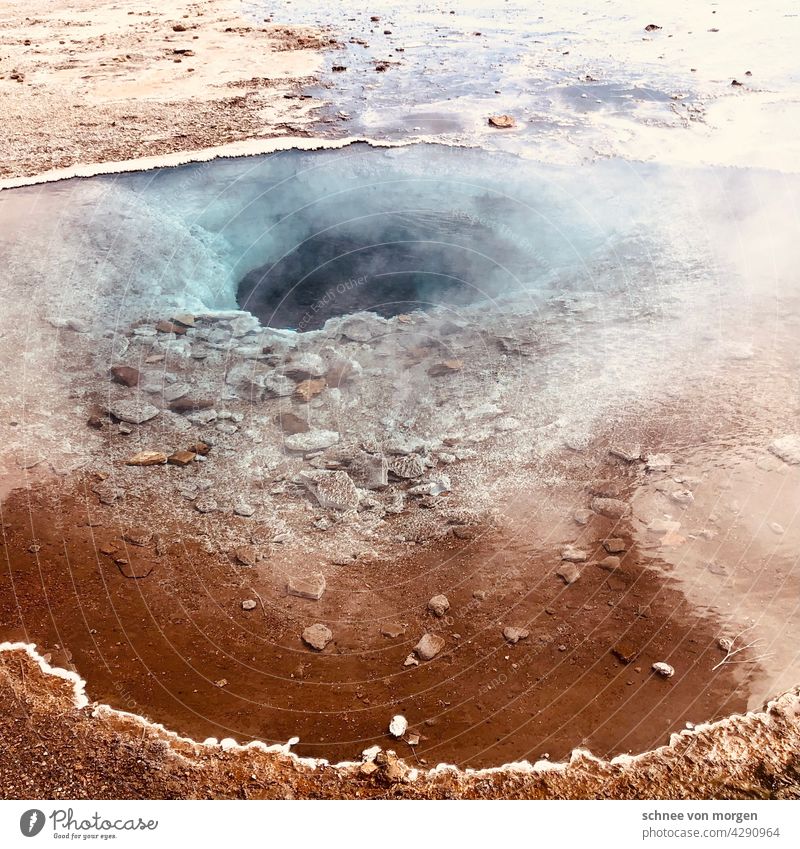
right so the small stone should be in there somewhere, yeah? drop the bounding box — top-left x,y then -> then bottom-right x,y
87,415 -> 104,429
163,382 -> 191,402
414,632 -> 445,661
302,470 -> 360,511
609,444 -> 641,462
195,497 -> 218,514
488,114 -> 515,128
125,451 -> 168,466
360,761 -> 379,776
472,589 -> 487,600
591,497 -> 629,519
652,661 -> 675,678
596,555 -> 621,571
428,359 -> 463,376
277,412 -> 310,435
234,502 -> 256,517
381,623 -> 406,638
123,528 -> 152,547
302,623 -> 332,651
769,435 -> 800,465
403,654 -> 419,667
156,319 -> 186,335
769,522 -> 785,535
234,546 -> 259,567
573,509 -> 594,525
427,595 -> 450,617
647,518 -> 681,534
110,365 -> 140,387
167,450 -> 196,466
556,563 -> 581,584
283,353 -> 327,380
294,377 -> 326,402
670,489 -> 694,505
170,397 -> 215,413
284,430 -> 340,453
503,626 -> 530,644
119,422 -> 133,435
389,715 -> 408,737
287,573 -> 326,600
241,599 -> 257,611
189,441 -> 212,456
612,643 -> 639,664
645,453 -> 673,472
109,400 -> 160,425
561,545 -> 588,562
603,538 -> 626,554
388,454 -> 426,479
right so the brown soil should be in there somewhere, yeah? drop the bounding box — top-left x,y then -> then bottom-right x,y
0,458 -> 752,770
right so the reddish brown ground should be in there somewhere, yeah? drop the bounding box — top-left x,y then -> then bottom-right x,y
0,464 -> 752,770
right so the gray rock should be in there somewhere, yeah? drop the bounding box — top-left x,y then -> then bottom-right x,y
349,451 -> 389,490
284,430 -> 340,453
427,595 -> 450,617
195,497 -> 218,514
574,509 -> 594,525
241,599 -> 258,611
591,497 -> 629,519
556,563 -> 581,584
609,443 -> 641,462
283,352 -> 326,379
503,626 -> 530,644
233,502 -> 255,517
645,453 -> 673,472
301,470 -> 360,511
389,454 -> 426,479
769,435 -> 800,465
163,382 -> 191,402
263,373 -> 296,398
561,545 -> 588,562
302,623 -> 333,651
108,400 -> 160,425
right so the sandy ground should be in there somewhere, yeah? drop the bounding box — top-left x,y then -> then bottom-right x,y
0,0 -> 334,180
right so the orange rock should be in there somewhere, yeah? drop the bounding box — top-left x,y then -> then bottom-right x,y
294,377 -> 326,403
125,451 -> 168,466
168,450 -> 196,466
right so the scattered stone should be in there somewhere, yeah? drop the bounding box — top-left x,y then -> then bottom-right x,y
488,114 -> 515,128
234,502 -> 256,517
706,561 -> 728,576
612,643 -> 639,664
472,589 -> 487,600
644,23 -> 662,32
384,435 -> 427,455
163,382 -> 191,403
556,563 -> 581,584
303,470 -> 360,511
155,319 -> 186,335
116,560 -> 153,580
561,545 -> 588,562
403,654 -> 419,667
123,528 -> 152,547
189,441 -> 212,456
125,451 -> 168,466
241,599 -> 257,611
350,451 -> 389,490
645,453 -> 673,472
294,377 -> 326,403
360,761 -> 379,776
428,359 -> 463,376
110,365 -> 140,387
109,400 -> 160,425
573,508 -> 594,525
609,443 -> 641,462
262,373 -> 296,398
87,415 -> 104,430
503,626 -> 530,644
216,422 -> 238,435
195,497 -> 218,514
769,522 -> 785,535
591,497 -> 629,519
171,312 -> 195,326
302,623 -> 332,651
596,555 -> 621,571
277,412 -> 310,435
388,454 -> 426,479
167,450 -> 196,466
234,546 -> 259,567
769,435 -> 800,465
427,595 -> 450,617
647,518 -> 681,534
652,661 -> 675,678
603,538 -> 626,554
670,489 -> 694,505
284,430 -> 340,453
287,572 -> 326,600
389,715 -> 408,738
170,397 -> 214,413
414,633 -> 445,661
118,422 -> 133,435
381,623 -> 405,638
409,475 -> 451,497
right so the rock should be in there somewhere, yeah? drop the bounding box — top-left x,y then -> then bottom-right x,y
109,400 -> 160,425
403,654 -> 419,667
125,451 -> 168,466
284,430 -> 340,453
234,546 -> 259,567
381,623 -> 405,638
186,409 -> 217,426
116,559 -> 153,580
384,435 -> 427,455
389,715 -> 408,738
155,319 -> 187,335
195,497 -> 218,514
123,528 -> 152,547
647,518 -> 681,534
652,661 -> 675,678
770,522 -> 785,535
591,497 -> 629,519
413,632 -> 445,661
573,509 -> 594,525
287,572 -> 326,600
612,643 -> 639,664
609,444 -> 641,462
388,454 -> 426,479
556,563 -> 581,584
294,377 -> 327,403
283,353 -> 327,380
233,502 -> 256,517
769,435 -> 800,465
561,545 -> 588,562
603,538 -> 626,554
169,397 -> 214,413
360,761 -> 379,776
241,599 -> 258,611
488,114 -> 515,128
87,415 -> 104,430
409,475 -> 451,497
644,23 -> 662,32
167,450 -> 196,466
189,441 -> 211,456
171,312 -> 195,326
503,626 -> 529,644
427,595 -> 450,617
645,453 -> 673,472
110,365 -> 140,387
670,489 -> 694,505
302,623 -> 333,651
163,382 -> 191,402
428,359 -> 463,376
277,412 -> 310,435
589,480 -> 625,499
596,555 -> 621,571
303,470 -> 360,511
262,373 -> 296,398
349,451 -> 389,490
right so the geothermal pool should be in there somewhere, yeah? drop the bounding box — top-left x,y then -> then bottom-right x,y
0,143 -> 798,767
